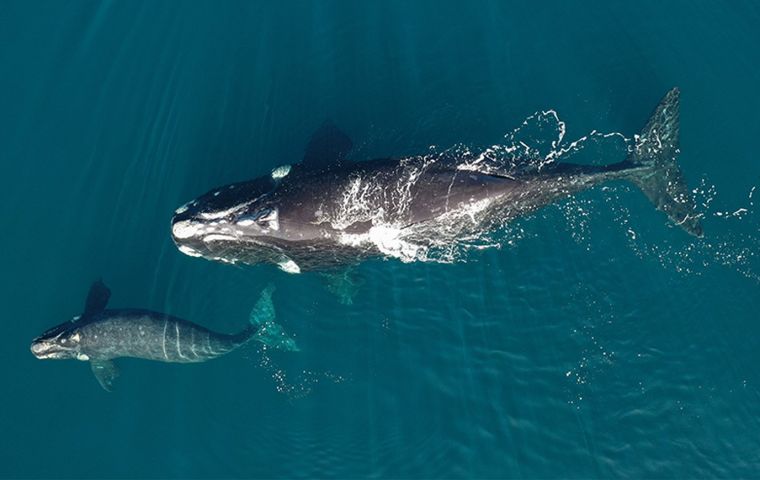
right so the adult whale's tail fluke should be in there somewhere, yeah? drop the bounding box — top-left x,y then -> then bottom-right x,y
247,285 -> 300,351
624,87 -> 703,237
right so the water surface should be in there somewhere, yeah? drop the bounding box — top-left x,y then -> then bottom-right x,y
1,1 -> 759,477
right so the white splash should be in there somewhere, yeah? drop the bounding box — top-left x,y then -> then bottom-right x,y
339,224 -> 423,263
199,203 -> 247,220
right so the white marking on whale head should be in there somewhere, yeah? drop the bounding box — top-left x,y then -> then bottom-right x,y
213,256 -> 236,264
277,257 -> 301,274
236,207 -> 279,231
172,220 -> 204,239
203,234 -> 237,243
271,164 -> 291,180
76,353 -> 89,361
174,201 -> 191,215
268,209 -> 280,231
178,245 -> 203,257
199,203 -> 247,220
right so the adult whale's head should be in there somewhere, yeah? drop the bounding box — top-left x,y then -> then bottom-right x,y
170,120 -> 354,271
170,175 -> 286,266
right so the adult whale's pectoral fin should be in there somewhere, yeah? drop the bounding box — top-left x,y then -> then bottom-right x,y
277,256 -> 301,274
90,360 -> 119,392
83,279 -> 111,317
322,268 -> 363,306
301,120 -> 353,171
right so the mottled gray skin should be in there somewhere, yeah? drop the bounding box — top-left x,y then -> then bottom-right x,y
75,309 -> 252,363
30,307 -> 255,391
171,88 -> 701,272
31,281 -> 294,391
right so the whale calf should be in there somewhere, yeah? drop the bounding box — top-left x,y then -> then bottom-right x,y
171,88 -> 701,272
31,280 -> 298,391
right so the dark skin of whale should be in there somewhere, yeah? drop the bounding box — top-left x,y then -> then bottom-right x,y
31,281 -> 295,391
171,89 -> 702,272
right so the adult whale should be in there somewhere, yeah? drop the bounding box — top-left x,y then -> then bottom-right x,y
171,88 -> 702,273
31,280 -> 298,391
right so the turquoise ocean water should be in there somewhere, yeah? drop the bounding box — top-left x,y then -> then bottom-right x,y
2,1 -> 760,477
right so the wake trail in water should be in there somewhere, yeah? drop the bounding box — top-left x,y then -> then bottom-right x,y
324,109 -> 760,284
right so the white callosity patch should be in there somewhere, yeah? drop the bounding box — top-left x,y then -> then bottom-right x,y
203,234 -> 237,243
235,208 -> 279,231
271,164 -> 291,180
76,353 -> 89,361
178,245 -> 203,258
172,220 -> 204,239
174,201 -> 193,215
257,208 -> 280,231
212,256 -> 237,265
199,203 -> 248,220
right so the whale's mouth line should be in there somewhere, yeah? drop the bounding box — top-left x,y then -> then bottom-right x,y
175,232 -> 286,266
30,341 -> 64,359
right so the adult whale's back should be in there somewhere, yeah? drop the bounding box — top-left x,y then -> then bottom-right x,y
171,89 -> 701,272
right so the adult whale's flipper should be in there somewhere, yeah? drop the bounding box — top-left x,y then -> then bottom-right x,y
625,88 -> 703,237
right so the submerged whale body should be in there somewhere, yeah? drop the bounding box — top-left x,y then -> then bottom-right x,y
31,280 -> 298,391
171,89 -> 702,273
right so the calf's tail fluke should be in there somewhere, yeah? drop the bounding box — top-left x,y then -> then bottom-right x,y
248,285 -> 300,351
625,88 -> 703,237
